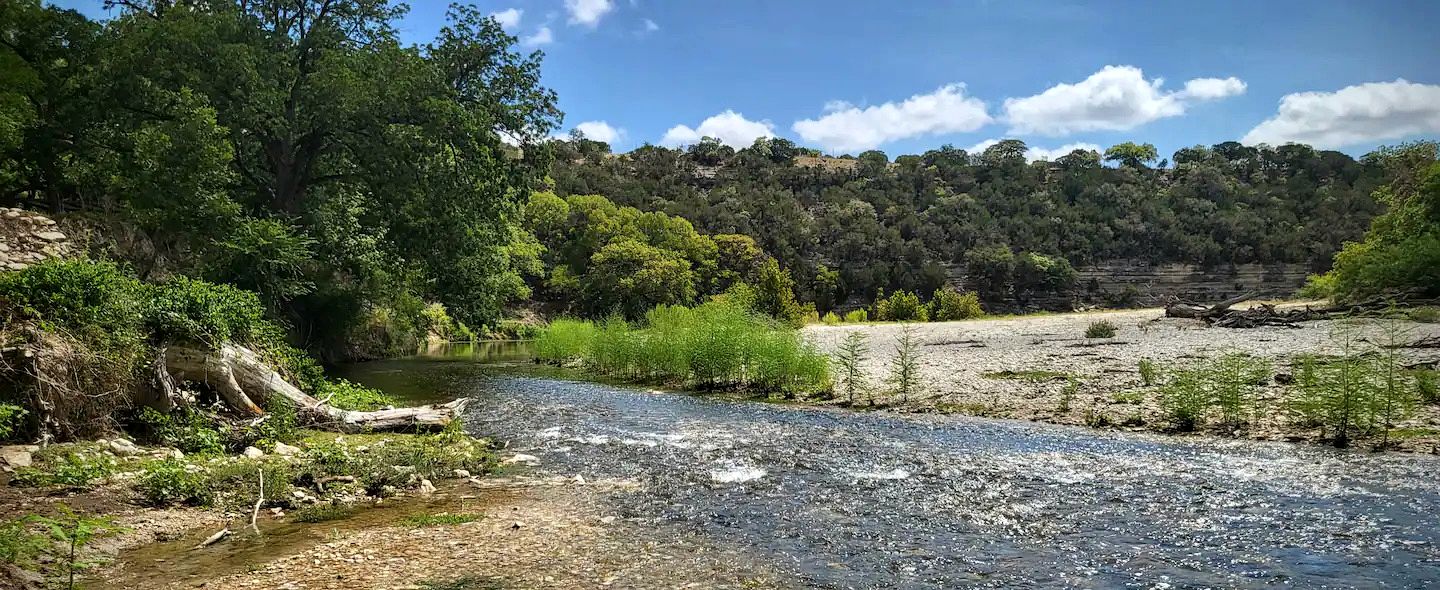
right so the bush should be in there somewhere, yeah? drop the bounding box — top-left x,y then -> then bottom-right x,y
0,404 -> 28,442
929,286 -> 983,321
0,259 -> 145,348
133,407 -> 225,455
144,276 -> 271,345
843,309 -> 868,323
1416,369 -> 1439,404
832,331 -> 870,404
873,291 -> 927,322
291,502 -> 357,523
314,379 -> 395,412
1206,353 -> 1272,429
887,324 -> 923,402
399,513 -> 483,527
136,458 -> 212,506
1409,306 -> 1440,323
821,312 -> 841,325
11,449 -> 117,488
1158,368 -> 1208,431
1084,320 -> 1118,338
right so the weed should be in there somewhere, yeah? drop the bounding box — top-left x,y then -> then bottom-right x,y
399,513 -> 483,527
832,331 -> 870,405
1158,368 -> 1209,431
1407,306 -> 1440,323
1137,359 -> 1158,386
292,502 -> 357,523
11,450 -> 117,489
136,458 -> 212,506
887,324 -> 923,403
1084,320 -> 1118,339
315,379 -> 395,412
1415,369 -> 1438,404
1208,353 -> 1272,430
1058,377 -> 1080,413
821,312 -> 841,325
982,370 -> 1069,382
1111,390 -> 1145,405
0,404 -> 27,442
843,309 -> 868,323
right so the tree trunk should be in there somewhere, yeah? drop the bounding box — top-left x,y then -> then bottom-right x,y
164,343 -> 466,433
1165,291 -> 1256,319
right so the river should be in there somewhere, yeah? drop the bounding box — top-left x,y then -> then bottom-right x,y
333,344 -> 1440,589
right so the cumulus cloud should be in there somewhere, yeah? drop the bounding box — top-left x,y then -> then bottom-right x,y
792,84 -> 992,153
565,120 -> 625,144
566,0 -> 614,27
643,18 -> 659,32
661,110 -> 776,149
490,8 -> 522,31
1179,77 -> 1246,100
1003,65 -> 1245,136
966,139 -> 1102,162
1241,79 -> 1440,149
521,26 -> 554,47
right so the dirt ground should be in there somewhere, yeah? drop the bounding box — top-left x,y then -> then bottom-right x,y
804,307 -> 1440,452
91,476 -> 783,590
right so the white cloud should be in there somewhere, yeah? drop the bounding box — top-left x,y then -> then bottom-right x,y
966,139 -> 1102,162
1242,79 -> 1440,149
792,84 -> 992,153
1026,142 -> 1102,162
643,18 -> 659,32
490,8 -> 522,31
565,0 -> 614,27
566,121 -> 625,144
1179,77 -> 1246,100
521,26 -> 553,47
661,110 -> 776,149
1003,65 -> 1245,136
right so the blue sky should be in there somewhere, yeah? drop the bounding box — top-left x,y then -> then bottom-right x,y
52,0 -> 1440,159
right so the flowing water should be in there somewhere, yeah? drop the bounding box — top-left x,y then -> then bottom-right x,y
330,346 -> 1440,589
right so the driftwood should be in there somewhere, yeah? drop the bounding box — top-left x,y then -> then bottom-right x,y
164,343 -> 466,433
1164,292 -> 1256,319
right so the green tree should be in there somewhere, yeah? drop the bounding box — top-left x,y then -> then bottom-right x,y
583,240 -> 697,318
1104,142 -> 1159,168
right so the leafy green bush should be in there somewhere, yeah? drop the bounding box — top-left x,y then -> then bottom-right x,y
11,450 -> 117,489
887,324 -> 923,402
134,407 -> 224,455
144,276 -> 271,345
1084,320 -> 1118,338
1415,369 -> 1439,404
227,399 -> 301,451
136,458 -> 212,506
873,290 -> 927,322
0,516 -> 49,567
1159,368 -> 1209,431
843,309 -> 868,323
1315,155 -> 1440,300
929,286 -> 983,321
0,404 -> 28,442
821,312 -> 841,325
315,379 -> 395,412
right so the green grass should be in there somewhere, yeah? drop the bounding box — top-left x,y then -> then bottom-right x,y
1111,390 -> 1145,404
534,301 -> 831,397
399,512 -> 484,527
982,369 -> 1071,382
291,503 -> 358,523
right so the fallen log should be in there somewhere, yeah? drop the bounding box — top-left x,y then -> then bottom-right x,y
165,343 -> 466,433
1165,292 -> 1256,319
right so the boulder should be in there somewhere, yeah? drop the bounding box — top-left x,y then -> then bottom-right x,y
33,231 -> 65,242
499,453 -> 541,466
243,446 -> 265,459
272,442 -> 301,456
418,478 -> 436,495
0,445 -> 38,471
109,439 -> 143,456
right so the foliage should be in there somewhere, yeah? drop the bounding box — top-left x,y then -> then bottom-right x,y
821,312 -> 841,325
538,301 -> 831,396
144,275 -> 272,345
0,404 -> 27,442
1158,366 -> 1209,432
399,513 -> 484,527
1103,142 -> 1159,168
34,504 -> 123,590
315,379 -> 396,412
133,407 -> 224,456
1207,353 -> 1272,429
1414,369 -> 1438,405
1314,146 -> 1440,300
11,449 -> 116,489
1287,324 -> 1421,447
982,369 -> 1070,382
752,258 -> 813,327
843,309 -> 869,323
1137,359 -> 1158,386
873,290 -> 928,322
0,516 -> 49,567
291,502 -> 358,524
136,458 -> 212,506
1084,320 -> 1118,339
832,331 -> 870,404
929,286 -> 984,321
1408,306 -> 1440,323
887,324 -> 924,403
1058,377 -> 1080,413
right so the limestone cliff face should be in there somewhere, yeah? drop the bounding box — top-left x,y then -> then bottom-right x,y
0,208 -> 74,271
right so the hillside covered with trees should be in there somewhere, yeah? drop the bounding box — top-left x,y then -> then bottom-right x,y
547,136 -> 1403,310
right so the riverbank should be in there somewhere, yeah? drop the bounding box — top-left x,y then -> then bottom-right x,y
805,306 -> 1440,452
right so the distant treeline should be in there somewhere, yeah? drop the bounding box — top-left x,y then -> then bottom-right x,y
548,136 -> 1401,309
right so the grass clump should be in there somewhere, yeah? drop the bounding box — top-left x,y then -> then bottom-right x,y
291,502 -> 357,523
821,312 -> 841,325
135,458 -> 212,506
11,448 -> 117,489
399,512 -> 483,527
1408,306 -> 1440,323
1137,359 -> 1158,386
1289,322 -> 1421,448
535,301 -> 830,397
843,309 -> 868,323
1084,319 -> 1118,339
982,369 -> 1070,382
1157,353 -> 1270,432
1057,377 -> 1080,413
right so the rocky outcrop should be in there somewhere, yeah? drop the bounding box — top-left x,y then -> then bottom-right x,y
0,208 -> 73,271
1074,260 -> 1312,307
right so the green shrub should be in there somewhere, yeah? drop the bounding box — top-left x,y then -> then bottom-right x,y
136,458 -> 212,506
821,312 -> 841,325
1409,306 -> 1440,323
144,276 -> 270,345
1084,320 -> 1118,339
203,458 -> 296,511
873,290 -> 927,322
832,331 -> 870,404
1207,353 -> 1271,429
134,407 -> 225,455
1137,359 -> 1158,386
1058,377 -> 1079,413
1159,368 -> 1208,431
292,502 -> 357,523
887,324 -> 923,402
0,260 -> 144,346
0,516 -> 49,567
227,399 -> 301,451
315,379 -> 395,412
843,309 -> 868,323
929,286 -> 983,321
1415,369 -> 1439,404
488,319 -> 542,340
0,404 -> 28,442
11,450 -> 117,489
